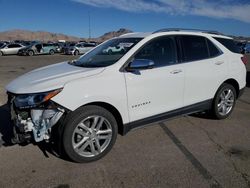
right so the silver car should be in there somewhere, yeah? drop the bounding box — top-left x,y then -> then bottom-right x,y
65,42 -> 96,55
0,43 -> 24,56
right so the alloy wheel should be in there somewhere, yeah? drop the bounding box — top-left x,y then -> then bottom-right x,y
71,115 -> 113,157
217,88 -> 235,116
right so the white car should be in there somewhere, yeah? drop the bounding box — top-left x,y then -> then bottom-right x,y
65,42 -> 96,55
103,45 -> 125,54
6,29 -> 247,162
0,43 -> 25,56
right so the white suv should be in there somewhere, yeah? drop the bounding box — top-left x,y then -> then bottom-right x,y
6,29 -> 247,162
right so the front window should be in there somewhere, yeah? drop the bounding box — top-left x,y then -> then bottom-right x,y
71,38 -> 142,68
134,37 -> 177,67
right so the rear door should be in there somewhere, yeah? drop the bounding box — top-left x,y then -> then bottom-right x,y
178,35 -> 227,106
124,36 -> 185,122
82,43 -> 95,54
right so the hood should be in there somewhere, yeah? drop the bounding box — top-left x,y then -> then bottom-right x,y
6,62 -> 104,94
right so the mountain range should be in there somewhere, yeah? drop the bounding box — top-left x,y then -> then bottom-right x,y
0,28 -> 132,42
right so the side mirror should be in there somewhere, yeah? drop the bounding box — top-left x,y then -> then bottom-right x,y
126,59 -> 155,72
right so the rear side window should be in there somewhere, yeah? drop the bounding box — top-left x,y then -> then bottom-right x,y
8,44 -> 20,48
213,37 -> 240,53
180,36 -> 209,62
206,39 -> 221,57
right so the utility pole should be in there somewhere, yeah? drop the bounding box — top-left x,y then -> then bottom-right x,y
88,11 -> 91,42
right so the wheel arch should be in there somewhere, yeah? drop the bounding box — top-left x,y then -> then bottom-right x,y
220,78 -> 240,98
82,101 -> 124,135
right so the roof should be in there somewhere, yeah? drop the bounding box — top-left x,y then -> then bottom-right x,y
118,29 -> 232,39
119,32 -> 152,38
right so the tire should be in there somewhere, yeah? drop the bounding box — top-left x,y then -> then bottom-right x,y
0,51 -> 3,56
62,105 -> 118,163
49,50 -> 55,55
108,50 -> 112,55
211,83 -> 236,119
28,50 -> 34,56
120,49 -> 125,54
74,50 -> 79,56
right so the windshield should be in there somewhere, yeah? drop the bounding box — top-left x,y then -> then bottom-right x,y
0,44 -> 6,48
71,38 -> 142,68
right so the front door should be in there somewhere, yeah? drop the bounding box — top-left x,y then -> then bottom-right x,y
124,36 -> 185,122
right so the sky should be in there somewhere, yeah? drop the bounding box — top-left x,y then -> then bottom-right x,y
0,0 -> 250,38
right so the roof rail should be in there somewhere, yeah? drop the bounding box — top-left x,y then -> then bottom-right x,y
153,28 -> 223,35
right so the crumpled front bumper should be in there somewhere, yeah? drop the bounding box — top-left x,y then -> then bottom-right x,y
8,93 -> 65,144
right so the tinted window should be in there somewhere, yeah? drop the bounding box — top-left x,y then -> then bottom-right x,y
206,39 -> 221,57
8,44 -> 20,48
180,36 -> 209,62
35,44 -> 42,48
84,43 -> 95,47
213,37 -> 240,53
134,37 -> 177,67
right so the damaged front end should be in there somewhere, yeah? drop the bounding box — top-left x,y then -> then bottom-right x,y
7,89 -> 66,144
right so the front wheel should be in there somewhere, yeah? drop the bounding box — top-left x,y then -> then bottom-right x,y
211,83 -> 236,119
0,51 -> 3,56
49,50 -> 55,55
62,105 -> 118,163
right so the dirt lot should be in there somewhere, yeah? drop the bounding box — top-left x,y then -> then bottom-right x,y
0,54 -> 250,188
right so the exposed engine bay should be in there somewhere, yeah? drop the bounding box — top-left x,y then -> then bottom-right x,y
8,91 -> 66,144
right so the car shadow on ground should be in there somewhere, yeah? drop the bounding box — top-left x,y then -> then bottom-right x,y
0,103 -> 66,160
0,104 -> 14,146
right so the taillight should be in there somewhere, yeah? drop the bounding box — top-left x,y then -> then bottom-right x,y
241,55 -> 248,65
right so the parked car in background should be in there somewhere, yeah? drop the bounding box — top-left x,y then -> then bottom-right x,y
64,42 -> 96,55
236,42 -> 246,54
61,42 -> 76,54
244,43 -> 250,54
0,43 -> 25,56
18,42 -> 57,56
103,45 -> 126,54
21,41 -> 34,47
52,42 -> 64,53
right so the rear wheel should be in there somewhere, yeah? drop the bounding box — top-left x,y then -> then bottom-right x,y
74,50 -> 79,56
0,51 -> 3,56
62,105 -> 118,163
211,83 -> 236,119
28,50 -> 34,56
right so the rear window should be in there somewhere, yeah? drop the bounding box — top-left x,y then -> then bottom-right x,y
180,36 -> 209,62
213,37 -> 240,54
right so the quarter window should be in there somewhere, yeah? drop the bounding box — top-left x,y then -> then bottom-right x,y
134,37 -> 177,67
207,39 -> 221,57
213,37 -> 240,54
180,36 -> 209,62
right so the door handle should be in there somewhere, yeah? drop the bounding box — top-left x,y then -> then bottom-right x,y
215,61 -> 224,65
170,70 -> 182,74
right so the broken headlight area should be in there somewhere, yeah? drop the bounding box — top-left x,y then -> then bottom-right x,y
8,89 -> 65,144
